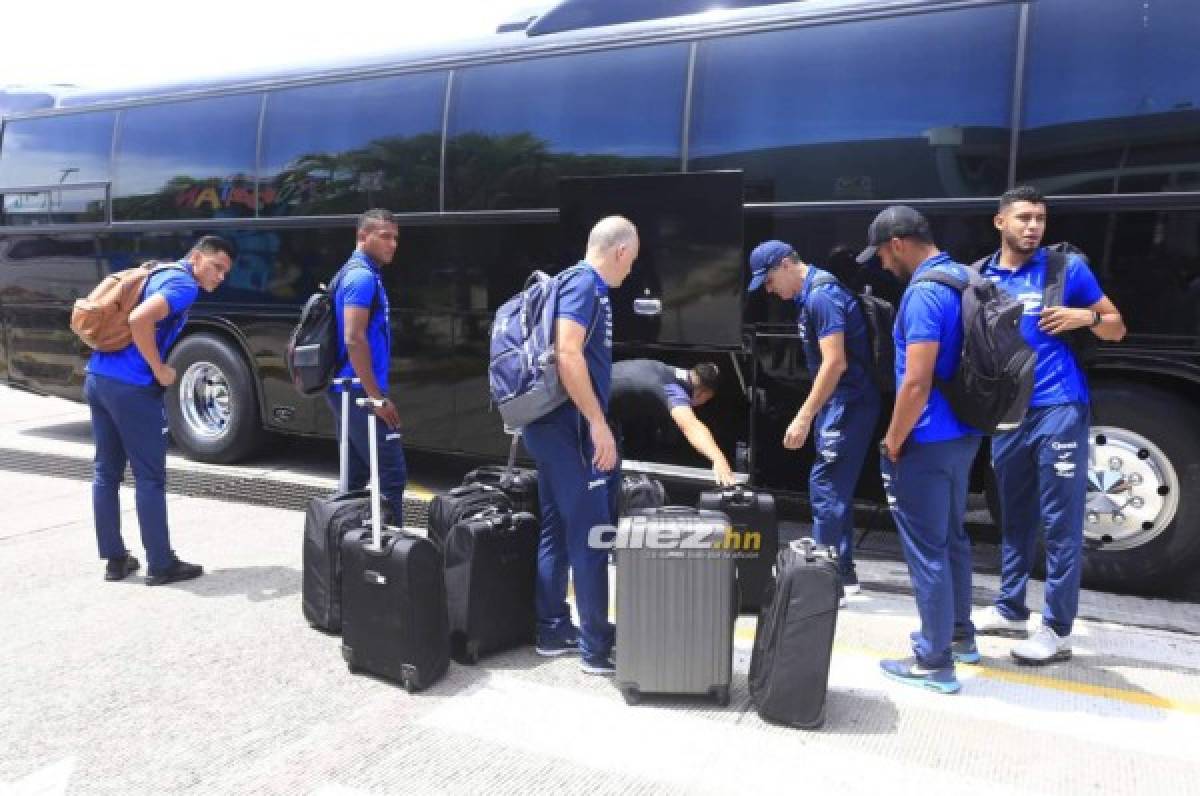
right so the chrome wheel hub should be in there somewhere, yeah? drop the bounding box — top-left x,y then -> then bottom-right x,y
1085,426 -> 1179,550
179,362 -> 231,439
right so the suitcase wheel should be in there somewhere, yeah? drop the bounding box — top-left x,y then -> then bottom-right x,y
710,685 -> 730,707
341,644 -> 358,674
621,687 -> 642,706
401,676 -> 416,693
465,641 -> 481,665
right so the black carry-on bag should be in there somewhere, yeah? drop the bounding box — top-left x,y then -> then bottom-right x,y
462,433 -> 539,516
697,487 -> 778,613
340,397 -> 450,692
615,506 -> 736,706
301,377 -> 393,633
748,538 -> 841,729
616,473 -> 667,517
444,509 -> 539,664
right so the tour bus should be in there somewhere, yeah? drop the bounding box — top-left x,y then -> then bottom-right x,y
1,0 -> 1197,591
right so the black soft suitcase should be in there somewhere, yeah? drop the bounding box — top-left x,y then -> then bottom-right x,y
302,378 -> 391,633
698,487 -> 778,613
617,473 -> 667,516
444,510 -> 538,664
748,538 -> 841,729
340,398 -> 450,691
462,434 -> 539,516
428,483 -> 511,552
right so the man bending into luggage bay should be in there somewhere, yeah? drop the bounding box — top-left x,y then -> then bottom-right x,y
85,236 -> 235,585
523,216 -> 639,675
608,358 -> 736,487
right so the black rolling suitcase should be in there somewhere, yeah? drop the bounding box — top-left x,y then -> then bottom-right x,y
444,510 -> 538,664
301,378 -> 392,633
617,473 -> 667,516
462,434 -> 539,516
749,538 -> 841,729
340,397 -> 449,691
698,487 -> 778,613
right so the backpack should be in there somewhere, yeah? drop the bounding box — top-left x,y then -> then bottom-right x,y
808,272 -> 896,392
70,261 -> 186,352
911,268 -> 1035,434
971,242 -> 1099,368
488,266 -> 601,430
286,262 -> 376,395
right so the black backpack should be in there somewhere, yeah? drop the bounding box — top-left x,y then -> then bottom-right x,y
286,263 -> 376,395
911,268 -> 1035,434
971,242 -> 1099,368
808,273 -> 896,392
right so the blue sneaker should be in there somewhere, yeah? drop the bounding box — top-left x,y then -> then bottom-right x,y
580,655 -> 615,676
880,657 -> 961,694
952,638 -> 981,665
535,626 -> 580,657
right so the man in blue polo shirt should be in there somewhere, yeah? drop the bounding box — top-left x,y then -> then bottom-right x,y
974,186 -> 1126,664
84,235 -> 235,585
858,206 -> 982,694
523,215 -> 638,676
747,240 -> 881,595
328,209 -> 406,523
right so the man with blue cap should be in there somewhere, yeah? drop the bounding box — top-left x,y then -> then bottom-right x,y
748,240 -> 880,597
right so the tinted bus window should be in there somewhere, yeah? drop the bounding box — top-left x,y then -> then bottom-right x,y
445,44 -> 688,210
689,6 -> 1017,202
112,93 -> 261,221
1017,0 -> 1200,195
260,73 -> 446,216
0,111 -> 115,223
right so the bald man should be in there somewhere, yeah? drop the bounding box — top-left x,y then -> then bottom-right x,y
522,216 -> 639,676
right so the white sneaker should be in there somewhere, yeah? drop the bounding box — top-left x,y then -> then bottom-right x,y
1011,625 -> 1072,665
974,605 -> 1029,638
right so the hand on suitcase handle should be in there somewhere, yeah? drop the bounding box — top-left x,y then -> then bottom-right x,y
356,396 -> 402,430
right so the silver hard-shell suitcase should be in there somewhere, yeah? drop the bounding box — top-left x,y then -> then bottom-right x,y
614,506 -> 736,706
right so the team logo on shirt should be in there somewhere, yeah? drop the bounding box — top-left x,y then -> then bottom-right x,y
1018,290 -> 1042,315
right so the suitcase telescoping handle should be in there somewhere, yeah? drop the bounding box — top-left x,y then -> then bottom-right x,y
332,377 -> 360,492
357,396 -> 386,552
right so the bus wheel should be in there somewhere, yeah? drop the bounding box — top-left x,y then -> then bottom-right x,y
166,333 -> 264,464
1083,383 -> 1200,592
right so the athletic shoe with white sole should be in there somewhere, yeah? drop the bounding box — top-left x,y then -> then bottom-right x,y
974,605 -> 1029,638
1011,624 -> 1072,665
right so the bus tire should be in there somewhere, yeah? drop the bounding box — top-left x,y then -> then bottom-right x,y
165,332 -> 265,464
1081,383 -> 1200,592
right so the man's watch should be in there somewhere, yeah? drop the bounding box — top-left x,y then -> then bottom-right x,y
1091,310 -> 1103,328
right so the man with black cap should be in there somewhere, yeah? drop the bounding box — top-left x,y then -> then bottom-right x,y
747,240 -> 880,596
859,206 -> 982,695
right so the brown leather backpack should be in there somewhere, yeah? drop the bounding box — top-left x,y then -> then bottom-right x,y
70,261 -> 183,351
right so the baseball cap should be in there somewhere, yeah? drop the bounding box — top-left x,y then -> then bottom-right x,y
856,206 -> 932,264
747,240 -> 795,292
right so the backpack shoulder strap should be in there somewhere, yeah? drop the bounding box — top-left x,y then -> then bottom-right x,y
968,252 -> 995,273
1042,248 -> 1070,307
913,270 -> 968,292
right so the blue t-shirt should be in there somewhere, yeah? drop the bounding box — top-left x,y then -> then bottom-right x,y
982,247 -> 1104,408
86,260 -> 199,386
555,261 -> 613,412
331,251 -> 391,393
794,266 -> 875,401
895,253 -> 980,444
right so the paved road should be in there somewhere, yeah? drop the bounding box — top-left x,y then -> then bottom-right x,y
2,387 -> 1199,795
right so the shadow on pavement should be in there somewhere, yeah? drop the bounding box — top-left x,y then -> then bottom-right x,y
153,565 -> 302,602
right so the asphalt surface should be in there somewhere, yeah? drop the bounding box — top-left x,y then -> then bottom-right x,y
2,386 -> 1199,795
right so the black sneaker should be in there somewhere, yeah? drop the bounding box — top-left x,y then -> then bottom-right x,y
145,559 -> 203,586
104,554 -> 140,581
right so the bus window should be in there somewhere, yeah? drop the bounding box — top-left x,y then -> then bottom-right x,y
259,72 -> 447,217
112,93 -> 261,221
1018,0 -> 1200,196
0,111 -> 115,224
688,5 -> 1017,202
445,43 -> 689,211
